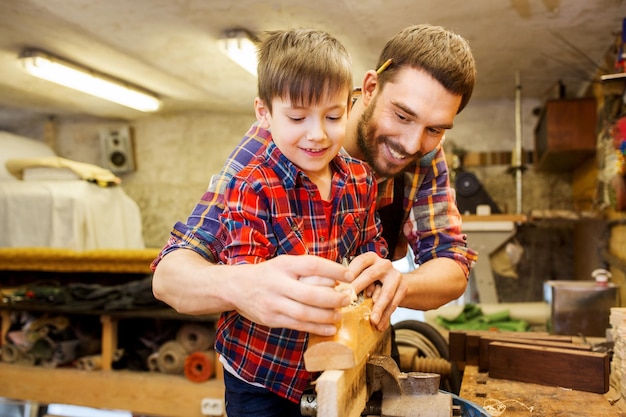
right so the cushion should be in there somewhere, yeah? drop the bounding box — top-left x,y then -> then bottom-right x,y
0,131 -> 56,181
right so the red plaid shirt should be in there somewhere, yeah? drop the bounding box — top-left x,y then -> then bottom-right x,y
215,139 -> 387,402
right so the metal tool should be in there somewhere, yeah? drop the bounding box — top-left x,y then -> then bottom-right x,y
301,355 -> 460,416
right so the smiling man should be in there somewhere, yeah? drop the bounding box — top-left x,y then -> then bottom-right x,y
152,23 -> 478,345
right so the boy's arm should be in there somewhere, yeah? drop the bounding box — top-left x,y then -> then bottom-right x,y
152,250 -> 353,336
152,124 -> 354,335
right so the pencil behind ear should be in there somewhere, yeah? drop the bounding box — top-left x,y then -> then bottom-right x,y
254,97 -> 271,129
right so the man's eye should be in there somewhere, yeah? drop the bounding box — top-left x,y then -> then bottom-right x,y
428,127 -> 444,135
395,112 -> 408,122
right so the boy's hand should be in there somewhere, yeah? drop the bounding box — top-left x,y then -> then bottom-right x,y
346,252 -> 407,331
232,255 -> 353,336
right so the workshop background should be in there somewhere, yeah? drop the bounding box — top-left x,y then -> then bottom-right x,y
1,0 -> 626,416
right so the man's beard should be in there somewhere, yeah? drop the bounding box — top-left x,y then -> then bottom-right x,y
356,101 -> 415,178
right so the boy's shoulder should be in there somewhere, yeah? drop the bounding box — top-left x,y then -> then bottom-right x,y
335,152 -> 374,178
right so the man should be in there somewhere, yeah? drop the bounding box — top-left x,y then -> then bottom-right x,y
152,24 -> 478,338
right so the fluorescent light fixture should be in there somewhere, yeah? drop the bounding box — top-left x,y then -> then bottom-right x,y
19,49 -> 161,112
217,29 -> 258,77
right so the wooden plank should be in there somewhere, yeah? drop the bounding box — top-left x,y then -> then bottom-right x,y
305,298 -> 381,372
0,363 -> 225,417
477,335 -> 591,372
460,366 -> 624,417
448,331 -> 466,363
314,328 -> 391,417
449,330 -> 573,366
100,315 -> 118,371
0,247 -> 160,274
0,310 -> 10,347
488,341 -> 609,393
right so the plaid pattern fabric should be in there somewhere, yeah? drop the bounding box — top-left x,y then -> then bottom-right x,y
218,139 -> 386,263
215,139 -> 386,402
377,147 -> 478,276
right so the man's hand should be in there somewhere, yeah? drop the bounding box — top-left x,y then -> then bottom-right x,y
347,252 -> 407,331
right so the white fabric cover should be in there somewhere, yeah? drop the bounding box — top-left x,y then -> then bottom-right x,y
0,180 -> 145,249
0,131 -> 144,249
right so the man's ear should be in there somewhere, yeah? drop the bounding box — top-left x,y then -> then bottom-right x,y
360,70 -> 379,106
254,98 -> 271,128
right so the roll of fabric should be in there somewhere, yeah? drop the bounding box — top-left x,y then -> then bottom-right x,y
184,350 -> 215,383
176,323 -> 215,353
77,354 -> 103,371
156,340 -> 187,374
147,352 -> 160,372
1,344 -> 36,366
0,343 -> 21,363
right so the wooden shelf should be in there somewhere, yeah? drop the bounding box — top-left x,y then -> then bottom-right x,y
0,364 -> 224,417
0,248 -> 225,416
0,247 -> 161,274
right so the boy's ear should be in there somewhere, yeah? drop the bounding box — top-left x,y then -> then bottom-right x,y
360,70 -> 379,106
254,98 -> 271,128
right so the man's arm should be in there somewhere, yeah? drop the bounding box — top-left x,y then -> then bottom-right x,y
152,249 -> 354,336
348,147 -> 475,331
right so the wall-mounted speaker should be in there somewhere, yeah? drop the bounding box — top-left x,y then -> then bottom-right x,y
99,126 -> 136,174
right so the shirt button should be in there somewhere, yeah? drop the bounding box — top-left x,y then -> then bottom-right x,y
291,224 -> 298,231
320,236 -> 325,242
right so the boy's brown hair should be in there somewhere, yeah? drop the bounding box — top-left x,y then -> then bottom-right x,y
256,28 -> 353,112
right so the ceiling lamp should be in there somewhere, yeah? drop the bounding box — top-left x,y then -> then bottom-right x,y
19,49 -> 161,112
217,29 -> 258,77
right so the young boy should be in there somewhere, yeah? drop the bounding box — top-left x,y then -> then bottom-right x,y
215,29 -> 388,417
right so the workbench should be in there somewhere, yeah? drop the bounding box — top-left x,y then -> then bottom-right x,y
459,365 -> 626,416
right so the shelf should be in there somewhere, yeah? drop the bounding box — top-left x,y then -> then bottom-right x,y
0,248 -> 225,416
0,364 -> 224,417
0,247 -> 161,274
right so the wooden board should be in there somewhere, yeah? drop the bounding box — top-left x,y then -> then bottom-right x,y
305,298 -> 381,372
477,335 -> 590,372
488,341 -> 609,394
0,247 -> 160,273
314,327 -> 391,417
460,366 -> 624,417
449,330 -> 573,366
0,363 -> 225,417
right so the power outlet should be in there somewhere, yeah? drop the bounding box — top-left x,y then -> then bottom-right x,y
200,398 -> 224,416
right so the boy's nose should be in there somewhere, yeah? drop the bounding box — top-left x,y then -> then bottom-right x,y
306,119 -> 326,141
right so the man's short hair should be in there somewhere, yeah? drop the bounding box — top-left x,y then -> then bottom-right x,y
376,24 -> 476,113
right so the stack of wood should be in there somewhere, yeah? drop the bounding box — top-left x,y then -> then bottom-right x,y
449,330 -> 610,394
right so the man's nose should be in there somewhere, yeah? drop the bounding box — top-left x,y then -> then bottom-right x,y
400,128 -> 424,156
